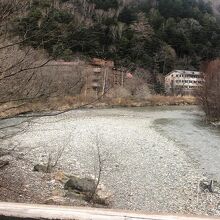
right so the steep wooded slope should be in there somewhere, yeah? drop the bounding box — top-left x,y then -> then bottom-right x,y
10,0 -> 220,79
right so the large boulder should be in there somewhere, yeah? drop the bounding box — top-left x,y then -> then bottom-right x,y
64,176 -> 96,193
64,176 -> 112,206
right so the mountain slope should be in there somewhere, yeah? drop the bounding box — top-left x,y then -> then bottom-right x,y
11,0 -> 220,75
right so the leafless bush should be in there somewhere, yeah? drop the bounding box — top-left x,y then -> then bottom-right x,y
34,146 -> 66,173
87,134 -> 103,203
198,60 -> 220,121
45,146 -> 66,173
0,41 -> 51,103
107,87 -> 131,98
0,0 -> 85,106
148,95 -> 196,106
134,84 -> 151,99
0,0 -> 55,105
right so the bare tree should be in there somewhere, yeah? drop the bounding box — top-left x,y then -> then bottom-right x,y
197,59 -> 220,121
87,134 -> 103,203
44,146 -> 66,173
0,1 -> 88,119
0,0 -> 54,105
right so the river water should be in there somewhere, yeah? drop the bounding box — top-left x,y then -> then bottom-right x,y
150,106 -> 220,181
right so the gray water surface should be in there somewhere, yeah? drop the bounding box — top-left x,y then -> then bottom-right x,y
152,106 -> 220,180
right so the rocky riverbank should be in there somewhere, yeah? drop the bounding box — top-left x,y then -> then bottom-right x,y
1,107 -> 220,215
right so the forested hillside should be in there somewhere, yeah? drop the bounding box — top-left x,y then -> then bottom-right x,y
12,0 -> 220,75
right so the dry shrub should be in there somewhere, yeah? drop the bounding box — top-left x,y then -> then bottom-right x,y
148,95 -> 196,106
134,84 -> 152,99
198,59 -> 220,121
106,74 -> 151,100
0,39 -> 49,102
106,87 -> 131,98
0,96 -> 82,118
103,97 -> 148,107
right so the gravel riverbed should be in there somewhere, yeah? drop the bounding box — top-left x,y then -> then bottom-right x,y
1,107 -> 220,215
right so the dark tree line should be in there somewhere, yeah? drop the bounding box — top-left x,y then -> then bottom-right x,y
11,0 -> 220,77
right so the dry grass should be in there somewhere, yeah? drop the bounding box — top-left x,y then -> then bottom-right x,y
0,96 -> 84,118
148,95 -> 197,106
0,95 -> 197,118
102,97 -> 148,107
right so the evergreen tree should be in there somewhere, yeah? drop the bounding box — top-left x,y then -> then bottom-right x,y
12,0 -> 220,78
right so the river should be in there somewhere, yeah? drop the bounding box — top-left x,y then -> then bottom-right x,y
151,106 -> 220,181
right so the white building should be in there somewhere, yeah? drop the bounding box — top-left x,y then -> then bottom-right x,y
165,70 -> 204,95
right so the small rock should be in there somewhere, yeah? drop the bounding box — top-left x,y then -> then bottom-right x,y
94,184 -> 112,205
128,192 -> 133,197
44,196 -> 66,205
52,189 -> 65,197
0,160 -> 9,169
33,164 -> 48,173
48,180 -> 56,186
199,180 -> 214,193
65,191 -> 86,200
